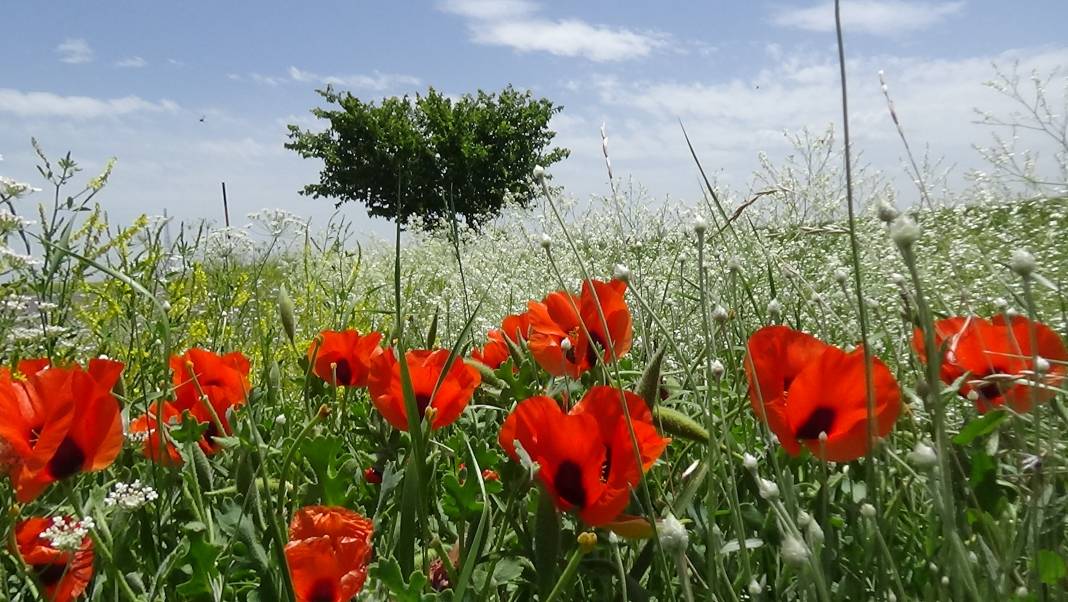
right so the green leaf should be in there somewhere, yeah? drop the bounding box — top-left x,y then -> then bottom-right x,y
369,557 -> 438,601
302,435 -> 351,505
953,410 -> 1008,445
1036,549 -> 1066,585
534,488 -> 560,600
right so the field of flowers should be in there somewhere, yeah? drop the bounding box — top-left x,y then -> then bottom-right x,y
1,139 -> 1067,602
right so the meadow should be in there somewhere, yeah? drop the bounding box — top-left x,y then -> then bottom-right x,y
2,74 -> 1068,601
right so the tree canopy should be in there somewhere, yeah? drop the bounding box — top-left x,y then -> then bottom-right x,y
285,85 -> 568,231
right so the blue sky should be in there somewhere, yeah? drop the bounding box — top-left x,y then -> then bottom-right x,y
2,1 -> 1066,235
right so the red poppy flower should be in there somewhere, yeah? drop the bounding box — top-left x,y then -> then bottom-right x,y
0,359 -> 124,502
527,279 -> 632,378
915,315 -> 1068,413
363,467 -> 382,485
745,326 -> 901,462
307,330 -> 383,387
499,386 -> 669,525
285,506 -> 374,602
170,348 -> 250,442
16,517 -> 95,602
501,311 -> 533,343
471,329 -> 510,370
367,348 -> 481,431
129,401 -> 187,466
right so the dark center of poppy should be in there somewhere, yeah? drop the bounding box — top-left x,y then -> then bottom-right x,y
333,359 -> 353,386
47,437 -> 86,480
974,381 -> 1003,402
554,460 -> 587,509
415,393 -> 433,419
795,407 -> 837,441
586,332 -> 607,366
307,578 -> 337,602
35,562 -> 68,586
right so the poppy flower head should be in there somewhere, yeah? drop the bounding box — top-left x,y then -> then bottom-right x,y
745,326 -> 901,462
526,280 -> 632,379
922,315 -> 1068,413
285,506 -> 374,602
16,517 -> 95,602
2,359 -> 125,502
307,330 -> 383,387
367,348 -> 481,431
499,386 -> 669,525
129,401 -> 185,466
170,348 -> 250,436
501,311 -> 533,344
471,329 -> 510,370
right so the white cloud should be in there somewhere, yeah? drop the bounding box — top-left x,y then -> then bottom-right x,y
115,56 -> 148,68
772,1 -> 966,35
0,89 -> 179,119
236,66 -> 422,91
439,0 -> 668,62
55,38 -> 94,64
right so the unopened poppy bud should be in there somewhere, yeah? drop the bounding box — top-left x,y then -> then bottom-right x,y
161,300 -> 171,312
767,298 -> 782,321
1015,586 -> 1028,597
908,442 -> 938,469
560,338 -> 572,352
860,503 -> 876,518
806,519 -> 824,544
1006,307 -> 1020,318
748,580 -> 763,595
710,359 -> 725,380
993,297 -> 1008,311
833,267 -> 849,285
1035,356 -> 1050,374
268,360 -> 281,393
726,257 -> 742,273
966,389 -> 979,402
877,200 -> 900,223
890,215 -> 920,248
539,232 -> 552,250
1009,249 -> 1036,278
658,513 -> 688,555
742,452 -> 758,471
781,534 -> 809,566
693,214 -> 707,235
712,305 -> 728,324
317,404 -> 331,419
891,272 -> 906,287
797,511 -> 812,528
940,576 -> 949,587
532,164 -> 546,182
278,285 -> 297,345
577,531 -> 598,553
274,414 -> 287,426
613,264 -> 630,283
758,477 -> 779,500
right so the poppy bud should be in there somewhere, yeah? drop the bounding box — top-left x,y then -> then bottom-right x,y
907,441 -> 937,469
658,513 -> 688,555
278,286 -> 297,345
710,359 -> 725,380
742,453 -> 758,471
1035,356 -> 1050,374
940,576 -> 949,587
877,200 -> 899,223
726,257 -> 742,273
781,534 -> 809,566
539,232 -> 552,250
532,164 -> 546,182
757,477 -> 779,500
577,531 -> 598,554
748,580 -> 763,595
806,519 -> 824,544
797,511 -> 812,527
712,305 -> 728,324
1009,249 -> 1036,278
767,299 -> 782,321
1015,586 -> 1029,597
860,503 -> 876,518
890,215 -> 920,248
833,268 -> 849,285
692,214 -> 707,236
612,264 -> 630,283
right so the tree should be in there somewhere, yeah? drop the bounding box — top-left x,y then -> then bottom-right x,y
285,85 -> 569,231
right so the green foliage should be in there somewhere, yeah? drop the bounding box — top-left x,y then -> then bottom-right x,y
286,85 -> 568,231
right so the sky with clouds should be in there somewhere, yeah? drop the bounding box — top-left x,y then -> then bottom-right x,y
2,1 -> 1066,235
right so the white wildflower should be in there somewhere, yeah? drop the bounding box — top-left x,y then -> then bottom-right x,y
41,516 -> 95,552
105,480 -> 159,510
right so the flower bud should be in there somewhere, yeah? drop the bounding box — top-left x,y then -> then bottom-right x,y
877,200 -> 899,223
710,359 -> 725,380
742,453 -> 758,471
278,285 -> 297,345
726,257 -> 742,273
748,580 -> 763,595
1009,249 -> 1036,278
1035,356 -> 1050,374
860,503 -> 876,518
767,298 -> 782,321
758,477 -> 779,500
908,441 -> 938,469
833,267 -> 849,285
781,534 -> 809,566
693,214 -> 707,236
658,513 -> 688,555
532,164 -> 546,182
613,264 -> 630,283
539,232 -> 552,250
890,215 -> 920,248
712,305 -> 728,324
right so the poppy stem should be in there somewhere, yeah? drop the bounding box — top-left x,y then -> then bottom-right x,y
545,543 -> 589,602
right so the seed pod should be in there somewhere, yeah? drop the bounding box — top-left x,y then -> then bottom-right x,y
278,285 -> 297,345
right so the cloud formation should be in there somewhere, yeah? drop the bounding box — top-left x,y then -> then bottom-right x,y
115,56 -> 148,68
772,1 -> 966,35
439,0 -> 668,62
0,89 -> 179,119
232,68 -> 421,91
55,38 -> 94,64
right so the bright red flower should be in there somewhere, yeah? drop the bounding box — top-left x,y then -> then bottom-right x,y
127,400 -> 223,465
16,517 -> 95,602
170,348 -> 250,443
527,279 -> 632,378
367,348 -> 481,431
0,359 -> 124,502
745,326 -> 901,462
363,467 -> 382,485
471,329 -> 510,370
307,330 -> 383,387
285,506 -> 374,602
914,315 -> 1068,413
501,311 -> 533,344
499,386 -> 669,525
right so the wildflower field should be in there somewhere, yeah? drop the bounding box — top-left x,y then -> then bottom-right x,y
1,133 -> 1067,602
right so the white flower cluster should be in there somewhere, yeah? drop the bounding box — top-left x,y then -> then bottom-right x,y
105,479 -> 159,510
40,516 -> 95,552
0,175 -> 41,199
